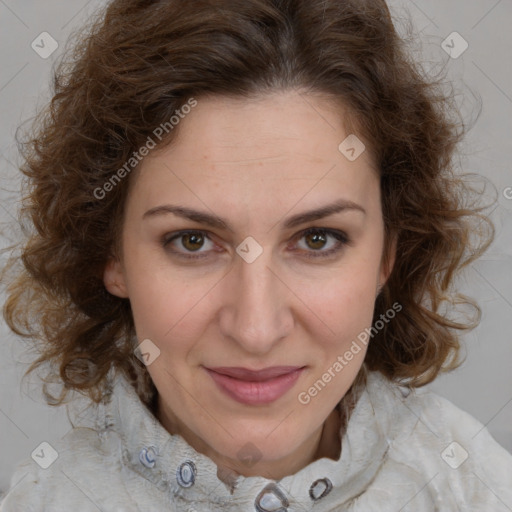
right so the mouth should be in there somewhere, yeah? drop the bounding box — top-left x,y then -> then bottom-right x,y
203,366 -> 306,405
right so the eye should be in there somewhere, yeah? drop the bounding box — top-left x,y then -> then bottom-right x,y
292,227 -> 350,258
162,227 -> 350,261
162,230 -> 216,259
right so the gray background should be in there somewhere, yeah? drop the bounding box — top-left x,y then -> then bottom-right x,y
1,0 -> 511,495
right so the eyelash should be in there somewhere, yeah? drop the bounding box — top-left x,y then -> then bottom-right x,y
162,227 -> 350,261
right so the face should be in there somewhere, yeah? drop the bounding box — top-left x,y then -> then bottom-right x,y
104,90 -> 395,479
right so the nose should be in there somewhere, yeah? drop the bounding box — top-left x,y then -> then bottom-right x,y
218,247 -> 293,356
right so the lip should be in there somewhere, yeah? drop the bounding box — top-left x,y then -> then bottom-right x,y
207,366 -> 304,381
204,366 -> 305,405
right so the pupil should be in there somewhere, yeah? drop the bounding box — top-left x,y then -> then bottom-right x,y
307,232 -> 326,250
183,233 -> 203,251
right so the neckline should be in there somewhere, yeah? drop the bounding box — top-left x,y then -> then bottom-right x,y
81,369 -> 396,508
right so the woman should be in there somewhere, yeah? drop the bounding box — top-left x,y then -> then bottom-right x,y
1,0 -> 511,510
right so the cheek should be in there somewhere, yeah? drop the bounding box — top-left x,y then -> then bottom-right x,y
129,282 -> 203,341
297,262 -> 378,341
124,257 -> 215,352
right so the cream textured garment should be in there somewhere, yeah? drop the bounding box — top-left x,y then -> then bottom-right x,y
1,368 -> 512,511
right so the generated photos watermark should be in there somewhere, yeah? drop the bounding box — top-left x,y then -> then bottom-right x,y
93,97 -> 197,200
298,301 -> 403,405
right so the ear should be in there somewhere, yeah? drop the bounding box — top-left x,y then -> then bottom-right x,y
378,231 -> 397,290
103,257 -> 129,298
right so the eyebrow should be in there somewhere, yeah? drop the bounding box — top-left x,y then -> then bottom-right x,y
142,198 -> 366,231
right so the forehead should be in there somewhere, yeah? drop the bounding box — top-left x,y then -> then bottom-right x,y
158,92 -> 370,160
130,91 -> 379,214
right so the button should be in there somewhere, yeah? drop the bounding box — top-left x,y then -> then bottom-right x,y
254,483 -> 289,512
309,477 -> 333,500
399,386 -> 411,398
139,446 -> 158,468
176,460 -> 196,488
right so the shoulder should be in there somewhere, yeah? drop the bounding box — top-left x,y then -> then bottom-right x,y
365,373 -> 512,510
0,426 -> 126,511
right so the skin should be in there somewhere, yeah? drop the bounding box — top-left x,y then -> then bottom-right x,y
104,90 -> 396,482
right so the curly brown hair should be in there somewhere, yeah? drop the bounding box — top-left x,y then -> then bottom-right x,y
2,0 -> 493,410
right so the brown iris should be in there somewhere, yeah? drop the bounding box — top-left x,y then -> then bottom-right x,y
181,232 -> 205,251
304,230 -> 327,250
